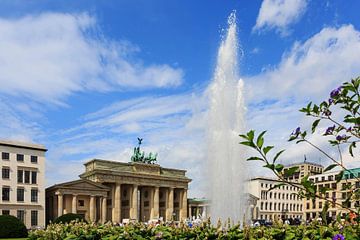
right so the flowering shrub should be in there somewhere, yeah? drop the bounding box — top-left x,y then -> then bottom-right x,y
240,77 -> 359,218
28,220 -> 360,240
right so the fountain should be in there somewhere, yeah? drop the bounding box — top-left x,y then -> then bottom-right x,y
207,11 -> 248,223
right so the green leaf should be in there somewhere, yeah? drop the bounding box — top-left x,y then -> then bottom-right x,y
312,104 -> 319,114
256,131 -> 266,149
311,119 -> 321,133
264,163 -> 275,171
247,130 -> 255,141
321,202 -> 329,225
301,131 -> 307,138
274,164 -> 284,173
349,142 -> 356,157
284,166 -> 299,177
336,170 -> 344,183
239,141 -> 256,148
324,164 -> 338,172
288,135 -> 298,141
263,146 -> 274,155
273,149 -> 285,163
246,157 -> 263,161
239,134 -> 248,140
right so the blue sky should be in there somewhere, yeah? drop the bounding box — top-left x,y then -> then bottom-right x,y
0,0 -> 360,197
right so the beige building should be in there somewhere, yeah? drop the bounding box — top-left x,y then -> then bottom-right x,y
249,177 -> 303,221
282,161 -> 323,182
0,140 -> 46,228
46,159 -> 191,223
305,168 -> 360,221
251,161 -> 360,222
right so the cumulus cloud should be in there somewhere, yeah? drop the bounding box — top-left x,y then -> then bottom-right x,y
0,12 -> 183,105
253,0 -> 307,35
247,25 -> 360,103
245,24 -> 360,176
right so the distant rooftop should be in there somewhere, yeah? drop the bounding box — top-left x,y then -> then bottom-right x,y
0,139 -> 47,152
284,161 -> 323,168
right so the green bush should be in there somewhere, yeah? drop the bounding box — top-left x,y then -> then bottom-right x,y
53,213 -> 86,224
0,215 -> 28,238
29,220 -> 359,240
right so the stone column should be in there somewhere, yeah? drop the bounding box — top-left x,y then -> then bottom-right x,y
152,187 -> 159,219
72,195 -> 77,214
166,188 -> 174,221
180,189 -> 187,221
90,196 -> 96,222
130,185 -> 138,220
112,183 -> 121,223
57,193 -> 63,217
188,205 -> 192,219
102,197 -> 107,223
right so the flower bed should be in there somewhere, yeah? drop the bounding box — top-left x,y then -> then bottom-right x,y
28,220 -> 360,240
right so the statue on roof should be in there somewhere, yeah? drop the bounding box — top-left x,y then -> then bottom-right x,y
131,138 -> 157,164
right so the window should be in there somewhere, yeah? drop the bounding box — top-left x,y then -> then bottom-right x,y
2,210 -> 10,215
78,200 -> 84,207
2,168 -> 10,179
17,170 -> 23,183
31,156 -> 38,163
322,176 -> 325,181
17,188 -> 24,202
31,171 -> 37,184
17,154 -> 24,162
319,202 -> 322,208
328,175 -> 333,181
17,210 -> 25,223
31,189 -> 38,202
2,187 -> 10,201
332,183 -> 337,189
356,182 -> 360,188
31,210 -> 38,226
24,171 -> 30,184
342,192 -> 347,199
2,152 -> 9,160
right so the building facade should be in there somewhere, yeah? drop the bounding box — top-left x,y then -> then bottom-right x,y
249,177 -> 303,221
0,140 -> 46,228
46,159 -> 191,223
250,161 -> 360,222
282,162 -> 323,183
305,168 -> 360,221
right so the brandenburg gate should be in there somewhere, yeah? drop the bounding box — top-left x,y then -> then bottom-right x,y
46,159 -> 191,223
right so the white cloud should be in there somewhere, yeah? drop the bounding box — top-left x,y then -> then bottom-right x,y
0,12 -> 183,105
253,0 -> 307,35
46,92 -> 208,197
244,24 -> 360,176
247,25 -> 360,103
